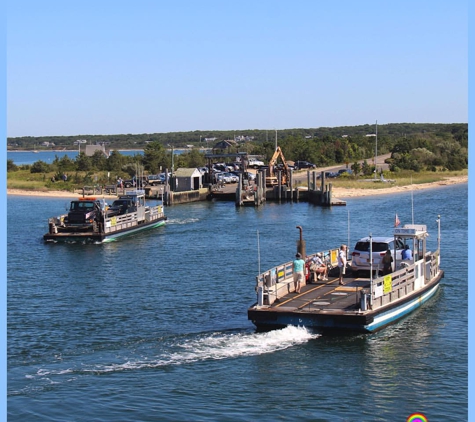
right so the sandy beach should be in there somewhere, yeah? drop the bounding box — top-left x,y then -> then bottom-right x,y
7,175 -> 467,199
332,175 -> 468,198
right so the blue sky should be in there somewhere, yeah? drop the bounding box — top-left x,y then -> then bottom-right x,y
7,0 -> 468,137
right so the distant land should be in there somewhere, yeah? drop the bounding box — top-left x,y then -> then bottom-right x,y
7,122 -> 467,151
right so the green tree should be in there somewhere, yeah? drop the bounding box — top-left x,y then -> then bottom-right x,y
361,160 -> 372,176
75,153 -> 92,171
143,141 -> 168,173
54,155 -> 76,173
7,159 -> 18,172
350,161 -> 361,175
107,151 -> 126,173
30,160 -> 50,173
91,150 -> 108,170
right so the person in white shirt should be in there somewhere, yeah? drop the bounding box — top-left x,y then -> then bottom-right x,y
337,245 -> 347,285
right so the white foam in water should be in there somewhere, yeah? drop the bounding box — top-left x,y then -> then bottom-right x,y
171,325 -> 319,362
166,217 -> 199,225
137,326 -> 318,369
32,326 -> 319,378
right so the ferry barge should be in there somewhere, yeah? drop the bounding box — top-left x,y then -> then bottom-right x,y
44,190 -> 167,243
248,218 -> 443,333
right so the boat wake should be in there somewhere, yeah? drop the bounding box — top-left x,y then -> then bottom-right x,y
25,326 -> 319,385
165,325 -> 320,364
166,217 -> 200,225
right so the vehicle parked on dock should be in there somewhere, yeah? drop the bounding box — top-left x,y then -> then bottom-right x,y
123,176 -> 149,188
223,172 -> 239,183
248,158 -> 265,168
147,174 -> 164,186
337,169 -> 353,177
294,161 -> 316,170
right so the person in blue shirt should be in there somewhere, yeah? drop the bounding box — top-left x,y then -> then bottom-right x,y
293,253 -> 305,294
402,245 -> 413,260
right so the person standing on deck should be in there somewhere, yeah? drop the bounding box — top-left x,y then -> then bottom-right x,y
293,253 -> 305,294
338,245 -> 347,285
382,249 -> 393,275
402,245 -> 413,260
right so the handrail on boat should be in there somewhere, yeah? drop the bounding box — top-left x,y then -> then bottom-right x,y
255,248 -> 339,305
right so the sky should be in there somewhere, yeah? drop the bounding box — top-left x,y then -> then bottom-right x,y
6,0 -> 468,138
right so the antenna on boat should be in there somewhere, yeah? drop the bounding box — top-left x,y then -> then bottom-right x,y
257,230 -> 261,275
347,210 -> 350,253
436,214 -> 441,253
411,175 -> 414,224
369,233 -> 373,294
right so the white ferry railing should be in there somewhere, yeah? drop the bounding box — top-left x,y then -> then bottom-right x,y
103,205 -> 165,234
370,250 -> 440,310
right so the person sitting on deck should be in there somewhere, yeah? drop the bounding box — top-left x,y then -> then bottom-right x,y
402,245 -> 413,260
310,253 -> 328,281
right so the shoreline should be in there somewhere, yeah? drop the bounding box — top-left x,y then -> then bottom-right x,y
7,176 -> 467,199
332,175 -> 467,198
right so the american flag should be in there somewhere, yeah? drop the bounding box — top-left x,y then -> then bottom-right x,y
394,213 -> 401,227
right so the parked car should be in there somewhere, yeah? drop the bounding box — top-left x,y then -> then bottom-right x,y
350,236 -> 405,276
324,171 -> 338,178
215,173 -> 231,184
123,176 -> 149,188
294,161 -> 316,170
245,171 -> 256,181
248,158 -> 265,168
147,174 -> 164,186
223,172 -> 239,183
337,169 -> 353,177
213,163 -> 228,172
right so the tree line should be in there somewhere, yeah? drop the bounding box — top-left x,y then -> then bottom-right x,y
7,123 -> 468,183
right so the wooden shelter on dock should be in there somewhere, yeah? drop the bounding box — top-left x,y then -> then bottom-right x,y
173,168 -> 203,192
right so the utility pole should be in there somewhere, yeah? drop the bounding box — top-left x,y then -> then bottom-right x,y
374,120 -> 378,179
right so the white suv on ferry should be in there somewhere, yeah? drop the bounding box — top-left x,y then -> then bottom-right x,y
350,236 -> 405,276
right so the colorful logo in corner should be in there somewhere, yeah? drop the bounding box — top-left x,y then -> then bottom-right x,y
406,413 -> 428,422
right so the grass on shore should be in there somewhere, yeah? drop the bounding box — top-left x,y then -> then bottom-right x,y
296,169 -> 467,190
7,169 -> 467,192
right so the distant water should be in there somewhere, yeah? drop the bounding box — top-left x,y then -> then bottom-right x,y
8,149 -> 191,165
7,150 -> 144,166
7,184 -> 467,421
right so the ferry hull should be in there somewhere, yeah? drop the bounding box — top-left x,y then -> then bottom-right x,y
248,271 -> 443,334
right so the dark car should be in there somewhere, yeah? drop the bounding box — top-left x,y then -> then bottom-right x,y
108,198 -> 136,216
123,176 -> 149,188
295,161 -> 316,170
337,169 -> 353,177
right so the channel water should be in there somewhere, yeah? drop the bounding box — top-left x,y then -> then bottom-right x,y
7,183 -> 467,421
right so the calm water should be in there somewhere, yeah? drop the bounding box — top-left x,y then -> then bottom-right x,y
8,149 -> 189,165
7,184 -> 467,421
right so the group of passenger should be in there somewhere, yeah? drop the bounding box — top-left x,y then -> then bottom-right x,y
292,245 -> 346,293
292,243 -> 413,293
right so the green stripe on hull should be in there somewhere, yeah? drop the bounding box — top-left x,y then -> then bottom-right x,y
102,221 -> 166,243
